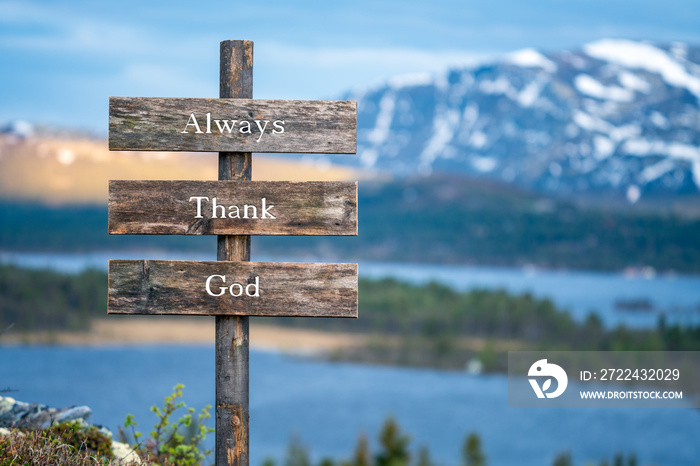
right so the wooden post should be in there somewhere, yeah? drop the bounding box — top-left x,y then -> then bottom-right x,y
216,40 -> 253,466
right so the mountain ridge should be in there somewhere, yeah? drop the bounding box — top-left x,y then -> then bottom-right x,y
336,39 -> 700,203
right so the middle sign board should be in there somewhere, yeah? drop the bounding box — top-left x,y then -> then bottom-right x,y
109,180 -> 357,236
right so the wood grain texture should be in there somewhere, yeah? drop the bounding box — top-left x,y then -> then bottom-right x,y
108,260 -> 358,317
217,39 -> 252,466
109,97 -> 356,154
108,180 -> 358,236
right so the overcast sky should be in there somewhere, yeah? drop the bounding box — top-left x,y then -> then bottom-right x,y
2,0 -> 700,133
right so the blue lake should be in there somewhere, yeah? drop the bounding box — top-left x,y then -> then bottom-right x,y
1,345 -> 699,466
2,251 -> 700,328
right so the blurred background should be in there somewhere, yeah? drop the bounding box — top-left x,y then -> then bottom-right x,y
2,1 -> 700,465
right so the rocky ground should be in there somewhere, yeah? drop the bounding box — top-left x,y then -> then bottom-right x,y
0,395 -> 140,464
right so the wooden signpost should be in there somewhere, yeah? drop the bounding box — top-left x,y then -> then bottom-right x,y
107,40 -> 358,466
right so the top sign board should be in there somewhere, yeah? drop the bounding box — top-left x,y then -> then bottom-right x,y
109,97 -> 356,154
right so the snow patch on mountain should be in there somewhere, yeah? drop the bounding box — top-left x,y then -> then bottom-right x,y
574,74 -> 634,102
388,72 -> 434,89
618,71 -> 651,93
584,39 -> 700,99
420,108 -> 460,168
506,48 -> 557,73
343,39 -> 700,200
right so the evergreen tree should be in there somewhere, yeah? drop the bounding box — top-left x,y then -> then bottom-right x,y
285,434 -> 310,466
375,417 -> 411,466
351,433 -> 371,466
416,446 -> 432,466
552,452 -> 572,466
462,432 -> 486,466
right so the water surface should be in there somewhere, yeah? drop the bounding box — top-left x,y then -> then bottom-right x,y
1,346 -> 698,465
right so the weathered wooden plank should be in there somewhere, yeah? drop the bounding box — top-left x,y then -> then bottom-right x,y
109,97 -> 356,154
216,39 -> 252,466
108,260 -> 358,317
108,180 -> 357,236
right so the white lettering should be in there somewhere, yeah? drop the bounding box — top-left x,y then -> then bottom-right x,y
246,276 -> 260,297
272,120 -> 285,134
182,114 -> 286,140
214,119 -> 237,133
229,283 -> 244,297
261,198 -> 275,219
228,205 -> 240,219
255,120 -> 269,142
243,204 -> 257,219
189,196 -> 209,219
211,197 -> 226,219
205,275 -> 226,296
206,274 -> 260,298
181,113 -> 204,134
188,197 -> 277,220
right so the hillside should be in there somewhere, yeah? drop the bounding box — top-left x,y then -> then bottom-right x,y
3,174 -> 700,273
0,134 -> 363,204
256,175 -> 700,272
330,39 -> 700,203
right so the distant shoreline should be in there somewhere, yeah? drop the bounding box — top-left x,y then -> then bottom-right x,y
0,318 -> 366,355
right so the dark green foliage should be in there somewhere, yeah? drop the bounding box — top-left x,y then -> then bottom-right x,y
120,383 -> 213,466
273,418 -> 649,466
658,315 -> 700,351
266,277 -> 699,370
274,418 -> 432,466
584,452 -> 640,466
0,264 -> 106,332
351,434 -> 371,466
0,201 -> 213,253
285,435 -> 311,466
256,176 -> 700,273
415,447 -> 431,466
552,452 -> 573,466
462,432 -> 485,466
603,453 -> 637,466
48,422 -> 114,459
375,417 -> 410,466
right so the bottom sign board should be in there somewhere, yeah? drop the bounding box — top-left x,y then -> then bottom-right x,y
108,260 -> 358,317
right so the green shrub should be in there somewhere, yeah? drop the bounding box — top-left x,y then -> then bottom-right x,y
120,383 -> 214,466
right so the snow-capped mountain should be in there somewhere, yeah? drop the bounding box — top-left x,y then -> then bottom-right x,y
344,39 -> 700,202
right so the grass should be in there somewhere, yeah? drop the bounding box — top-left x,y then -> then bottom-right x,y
0,426 -> 130,466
